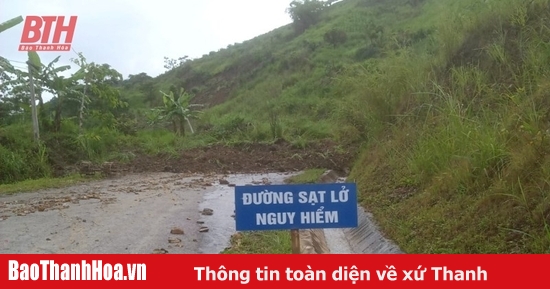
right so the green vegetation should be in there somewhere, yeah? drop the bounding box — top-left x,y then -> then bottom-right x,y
2,0 -> 550,253
286,169 -> 326,184
222,231 -> 291,254
0,174 -> 95,195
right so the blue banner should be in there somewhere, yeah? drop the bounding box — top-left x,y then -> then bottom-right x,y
234,183 -> 358,231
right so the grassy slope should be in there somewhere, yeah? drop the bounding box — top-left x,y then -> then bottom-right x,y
343,0 -> 550,253
182,0 -> 550,253
0,174 -> 95,194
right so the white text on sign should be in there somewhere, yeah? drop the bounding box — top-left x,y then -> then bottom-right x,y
242,186 -> 350,205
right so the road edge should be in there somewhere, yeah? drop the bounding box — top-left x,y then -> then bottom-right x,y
319,170 -> 404,254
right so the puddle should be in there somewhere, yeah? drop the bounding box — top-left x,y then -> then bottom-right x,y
197,172 -> 298,254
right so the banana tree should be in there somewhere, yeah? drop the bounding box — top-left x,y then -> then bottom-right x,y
150,88 -> 203,136
1,16 -> 51,140
0,16 -> 25,96
0,16 -> 23,33
3,54 -> 71,132
1,16 -> 42,78
39,56 -> 72,132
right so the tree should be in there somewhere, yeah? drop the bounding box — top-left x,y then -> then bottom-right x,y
0,57 -> 21,113
0,49 -> 48,141
124,73 -> 158,105
71,52 -> 125,131
0,16 -> 35,132
32,56 -> 71,131
286,0 -> 327,33
0,16 -> 43,140
149,88 -> 202,136
0,16 -> 24,91
163,56 -> 189,71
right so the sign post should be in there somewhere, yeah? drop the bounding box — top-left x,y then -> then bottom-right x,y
290,229 -> 300,254
234,183 -> 358,253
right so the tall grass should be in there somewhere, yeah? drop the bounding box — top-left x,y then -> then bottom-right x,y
345,0 -> 550,253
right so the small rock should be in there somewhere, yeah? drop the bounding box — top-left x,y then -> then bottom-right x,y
201,208 -> 214,216
153,248 -> 168,254
37,207 -> 45,212
186,217 -> 191,220
230,214 -> 235,218
168,237 -> 182,244
170,227 -> 184,235
219,179 -> 229,185
193,239 -> 197,242
46,238 -> 51,241
228,184 -> 236,187
199,227 -> 209,233
197,220 -> 204,224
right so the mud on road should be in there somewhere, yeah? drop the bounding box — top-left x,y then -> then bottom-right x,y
0,141 -> 358,254
0,172 -> 301,254
107,140 -> 355,176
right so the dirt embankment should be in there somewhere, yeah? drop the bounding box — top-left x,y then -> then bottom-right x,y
121,140 -> 357,175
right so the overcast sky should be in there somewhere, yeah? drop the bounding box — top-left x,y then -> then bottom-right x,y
1,0 -> 293,100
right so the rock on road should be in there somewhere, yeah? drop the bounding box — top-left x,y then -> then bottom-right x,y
0,172 -> 305,254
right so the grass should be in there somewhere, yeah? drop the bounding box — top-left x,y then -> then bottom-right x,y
285,169 -> 327,184
222,231 -> 292,254
0,174 -> 98,195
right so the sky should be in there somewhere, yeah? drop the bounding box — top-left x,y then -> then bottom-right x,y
1,0 -> 293,101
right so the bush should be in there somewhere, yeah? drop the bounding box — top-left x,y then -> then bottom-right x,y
324,29 -> 348,47
0,124 -> 51,184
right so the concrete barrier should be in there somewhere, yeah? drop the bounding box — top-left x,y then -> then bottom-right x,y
342,206 -> 403,254
297,170 -> 336,254
320,170 -> 403,254
299,229 -> 331,254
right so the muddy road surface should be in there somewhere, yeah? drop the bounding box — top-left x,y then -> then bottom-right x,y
0,172 -> 297,254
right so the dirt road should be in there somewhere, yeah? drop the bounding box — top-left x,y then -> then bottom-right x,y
0,172 -> 297,254
0,140 -> 361,254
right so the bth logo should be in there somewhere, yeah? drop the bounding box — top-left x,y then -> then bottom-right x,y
19,16 -> 78,52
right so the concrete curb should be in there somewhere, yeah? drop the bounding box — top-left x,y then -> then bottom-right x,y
319,170 -> 403,254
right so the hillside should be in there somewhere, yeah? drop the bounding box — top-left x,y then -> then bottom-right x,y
2,0 -> 550,253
